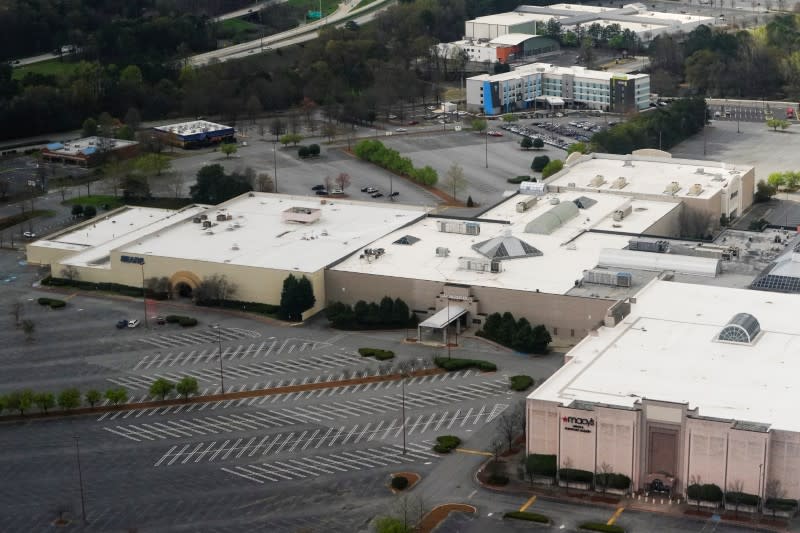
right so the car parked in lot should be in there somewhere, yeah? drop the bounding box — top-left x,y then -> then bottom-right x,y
23,231 -> 36,239
116,319 -> 129,329
311,184 -> 325,191
396,128 -> 407,132
389,191 -> 399,197
407,120 -> 419,125
128,319 -> 140,328
362,187 -> 378,194
371,192 -> 384,198
154,316 -> 166,325
487,130 -> 503,137
315,190 -> 328,196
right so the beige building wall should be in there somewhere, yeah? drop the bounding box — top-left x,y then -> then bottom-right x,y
527,399 -> 560,456
595,406 -> 637,480
768,430 -> 800,499
642,203 -> 682,237
685,418 -> 730,490
725,429 -> 768,496
558,406 -> 598,473
325,270 -> 617,336
26,245 -> 77,270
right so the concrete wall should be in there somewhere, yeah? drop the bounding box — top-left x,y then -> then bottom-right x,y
642,203 -> 682,238
325,270 -> 616,337
768,430 -> 800,499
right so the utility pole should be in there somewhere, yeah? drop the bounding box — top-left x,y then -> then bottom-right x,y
273,142 -> 278,193
140,262 -> 148,328
74,436 -> 87,525
401,375 -> 407,455
214,324 -> 226,394
485,130 -> 489,169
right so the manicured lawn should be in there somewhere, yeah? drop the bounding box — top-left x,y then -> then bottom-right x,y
220,18 -> 261,33
286,0 -> 337,17
12,59 -> 80,80
353,0 -> 378,9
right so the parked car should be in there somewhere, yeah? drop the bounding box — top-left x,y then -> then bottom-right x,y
396,128 -> 407,132
389,191 -> 399,197
154,316 -> 166,325
407,120 -> 419,125
371,192 -> 384,198
22,231 -> 36,239
315,190 -> 328,196
487,130 -> 503,137
311,184 -> 325,191
388,114 -> 398,119
364,187 -> 378,193
116,319 -> 129,329
128,319 -> 140,328
360,186 -> 371,192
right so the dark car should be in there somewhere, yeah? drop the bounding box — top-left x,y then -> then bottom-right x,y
361,186 -> 370,192
408,120 -> 419,125
154,316 -> 166,325
311,184 -> 325,191
116,319 -> 129,329
315,190 -> 328,195
389,191 -> 399,197
371,192 -> 383,198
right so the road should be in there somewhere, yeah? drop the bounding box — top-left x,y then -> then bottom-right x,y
188,0 -> 393,66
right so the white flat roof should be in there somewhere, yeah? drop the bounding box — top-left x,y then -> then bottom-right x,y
548,153 -> 751,200
490,33 -> 539,46
530,280 -> 800,432
476,63 -> 648,84
153,120 -> 233,135
44,137 -> 137,157
332,191 -> 670,295
470,12 -> 560,26
120,193 -> 429,272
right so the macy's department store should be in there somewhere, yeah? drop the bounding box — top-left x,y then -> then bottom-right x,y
527,280 -> 800,501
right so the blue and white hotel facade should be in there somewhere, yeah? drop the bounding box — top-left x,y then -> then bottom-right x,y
466,63 -> 650,116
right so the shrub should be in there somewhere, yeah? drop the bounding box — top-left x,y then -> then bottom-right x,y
178,317 -> 198,327
541,159 -> 564,178
308,144 -> 320,156
390,476 -> 409,490
726,491 -> 760,507
765,498 -> 799,511
596,473 -> 631,490
477,312 -> 551,354
507,175 -> 531,184
579,523 -> 625,533
526,454 -> 557,478
37,297 -> 66,309
559,468 -> 594,484
434,357 -> 497,372
353,139 -> 438,185
504,511 -> 549,523
510,375 -> 534,391
298,146 -> 310,158
358,347 -> 395,360
326,298 -> 416,330
531,155 -> 550,172
466,196 -> 475,207
433,435 -> 461,453
196,298 -> 280,315
687,483 -> 723,503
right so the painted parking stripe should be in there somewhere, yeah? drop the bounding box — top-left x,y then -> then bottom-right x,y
447,410 -> 461,429
354,423 -> 372,444
246,463 -> 293,481
249,435 -> 271,457
275,460 -> 317,478
460,408 -> 474,427
154,445 -> 178,466
304,455 -> 349,473
407,415 -> 425,435
421,413 -> 437,434
274,433 -> 295,454
103,426 -> 143,442
262,434 -> 284,456
315,428 -> 334,449
302,429 -> 320,451
369,421 -> 384,441
167,444 -> 191,466
236,437 -> 257,459
222,438 -> 242,460
195,442 -> 218,463
289,458 -> 333,474
222,466 -> 265,484
382,419 -> 397,440
181,442 -> 206,464
287,431 -> 306,453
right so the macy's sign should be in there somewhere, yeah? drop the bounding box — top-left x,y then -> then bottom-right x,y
562,416 -> 594,433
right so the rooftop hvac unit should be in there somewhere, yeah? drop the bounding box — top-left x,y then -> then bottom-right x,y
200,214 -> 208,221
549,197 -> 560,205
611,177 -> 627,189
589,174 -> 606,187
516,197 -> 538,213
695,167 -> 705,174
231,244 -> 239,251
435,247 -> 451,257
613,204 -> 633,221
192,217 -> 202,223
202,220 -> 212,229
458,256 -> 501,273
519,181 -> 547,196
628,238 -> 669,253
583,269 -> 633,287
663,181 -> 681,195
688,183 -> 704,196
437,220 -> 481,235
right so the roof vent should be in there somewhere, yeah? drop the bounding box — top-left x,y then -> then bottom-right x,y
695,168 -> 705,174
231,244 -> 239,250
611,177 -> 627,189
435,247 -> 450,257
589,174 -> 606,187
688,183 -> 704,196
663,181 -> 681,195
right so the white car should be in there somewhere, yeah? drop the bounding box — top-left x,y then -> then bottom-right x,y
396,128 -> 407,132
23,231 -> 36,239
128,319 -> 140,328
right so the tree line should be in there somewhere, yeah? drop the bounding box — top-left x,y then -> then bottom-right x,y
648,16 -> 800,99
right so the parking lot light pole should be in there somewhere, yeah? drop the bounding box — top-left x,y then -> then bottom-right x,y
140,261 -> 148,329
485,130 -> 489,169
273,142 -> 278,193
74,436 -> 87,525
401,374 -> 407,455
214,324 -> 226,394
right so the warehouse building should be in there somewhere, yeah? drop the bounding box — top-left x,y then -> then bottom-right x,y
26,194 -> 428,319
41,137 -> 139,168
466,62 -> 650,115
465,3 -> 715,43
527,279 -> 800,501
152,120 -> 236,148
437,34 -> 560,65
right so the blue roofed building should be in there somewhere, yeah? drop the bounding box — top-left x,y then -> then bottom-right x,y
40,137 -> 139,167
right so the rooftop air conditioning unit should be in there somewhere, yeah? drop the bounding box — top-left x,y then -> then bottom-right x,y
611,177 -> 627,189
663,181 -> 681,195
549,197 -> 560,205
589,174 -> 606,187
435,247 -> 451,257
688,183 -> 703,196
695,168 -> 705,174
613,204 -> 633,221
202,220 -> 212,228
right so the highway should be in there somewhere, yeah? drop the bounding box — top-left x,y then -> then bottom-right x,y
188,0 -> 394,66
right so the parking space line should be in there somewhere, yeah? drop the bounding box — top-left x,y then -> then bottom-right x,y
194,442 -> 217,463
302,429 -> 320,451
274,433 -> 295,454
287,431 -> 306,453
103,426 -> 144,442
289,458 -> 333,474
236,437 -> 257,459
354,423 -> 372,444
421,413 -> 437,434
182,442 -> 206,464
315,428 -> 334,449
460,408 -> 474,427
209,440 -> 231,462
154,445 -> 178,466
447,410 -> 461,429
305,456 -> 349,473
167,444 -> 191,466
222,466 -> 265,484
519,495 -> 537,512
341,425 -> 359,445
607,507 -> 624,526
262,434 -> 284,455
407,415 -> 424,435
222,438 -> 242,460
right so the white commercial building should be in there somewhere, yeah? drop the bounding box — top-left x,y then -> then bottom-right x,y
465,3 -> 716,43
527,279 -> 800,502
466,62 -> 649,115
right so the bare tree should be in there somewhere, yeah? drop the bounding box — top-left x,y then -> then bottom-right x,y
10,301 -> 23,328
597,462 -> 614,493
195,274 -> 238,302
21,319 -> 35,341
443,163 -> 468,202
255,172 -> 274,193
335,172 -> 351,192
324,175 -> 333,192
490,437 -> 504,461
727,479 -> 745,517
392,494 -> 427,532
764,479 -> 786,517
497,411 -> 520,452
0,179 -> 9,200
562,456 -> 574,493
168,173 -> 184,198
689,474 -> 703,510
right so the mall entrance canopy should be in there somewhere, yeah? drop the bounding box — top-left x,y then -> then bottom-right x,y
417,305 -> 467,344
